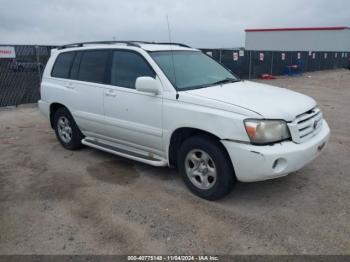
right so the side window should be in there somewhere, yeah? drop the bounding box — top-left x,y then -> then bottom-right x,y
78,50 -> 109,84
51,52 -> 75,78
70,52 -> 82,80
110,51 -> 155,89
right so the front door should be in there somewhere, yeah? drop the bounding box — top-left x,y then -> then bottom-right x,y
103,50 -> 163,152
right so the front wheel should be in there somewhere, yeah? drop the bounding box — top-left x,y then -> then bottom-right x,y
178,136 -> 235,200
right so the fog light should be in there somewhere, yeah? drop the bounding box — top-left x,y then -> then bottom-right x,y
272,158 -> 287,173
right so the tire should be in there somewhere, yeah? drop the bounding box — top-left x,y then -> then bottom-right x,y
53,107 -> 84,150
177,135 -> 235,200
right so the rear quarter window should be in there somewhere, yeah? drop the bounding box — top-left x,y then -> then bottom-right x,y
51,52 -> 75,78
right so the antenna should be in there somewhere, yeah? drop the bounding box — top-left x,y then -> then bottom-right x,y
166,15 -> 178,91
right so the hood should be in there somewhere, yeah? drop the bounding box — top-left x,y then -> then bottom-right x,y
185,81 -> 316,121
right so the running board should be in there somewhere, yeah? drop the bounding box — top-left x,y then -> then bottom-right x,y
82,138 -> 167,167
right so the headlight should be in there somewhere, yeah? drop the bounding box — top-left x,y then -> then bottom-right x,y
244,119 -> 291,145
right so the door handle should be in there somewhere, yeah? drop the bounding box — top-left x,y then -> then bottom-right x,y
65,83 -> 75,89
105,90 -> 117,97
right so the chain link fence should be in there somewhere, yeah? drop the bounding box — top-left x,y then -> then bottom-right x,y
202,49 -> 350,79
0,45 -> 54,107
0,45 -> 349,107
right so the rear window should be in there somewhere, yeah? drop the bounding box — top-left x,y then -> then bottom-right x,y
78,50 -> 109,84
51,52 -> 75,78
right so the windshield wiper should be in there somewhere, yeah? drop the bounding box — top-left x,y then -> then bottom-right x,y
210,78 -> 239,86
179,78 -> 241,91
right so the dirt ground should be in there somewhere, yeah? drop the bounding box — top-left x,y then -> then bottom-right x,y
0,69 -> 349,255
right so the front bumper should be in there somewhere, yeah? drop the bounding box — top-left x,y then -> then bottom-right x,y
221,120 -> 330,182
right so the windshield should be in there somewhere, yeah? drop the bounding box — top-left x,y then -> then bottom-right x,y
149,50 -> 239,91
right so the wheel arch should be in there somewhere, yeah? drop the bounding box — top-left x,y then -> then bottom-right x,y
49,102 -> 70,128
168,127 -> 233,171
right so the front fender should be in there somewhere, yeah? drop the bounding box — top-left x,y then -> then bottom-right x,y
162,97 -> 256,154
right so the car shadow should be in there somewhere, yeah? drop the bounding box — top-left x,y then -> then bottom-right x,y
83,146 -> 308,206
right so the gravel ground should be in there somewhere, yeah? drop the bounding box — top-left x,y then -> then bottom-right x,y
0,69 -> 349,255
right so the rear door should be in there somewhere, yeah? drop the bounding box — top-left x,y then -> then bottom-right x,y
64,50 -> 109,136
103,50 -> 163,152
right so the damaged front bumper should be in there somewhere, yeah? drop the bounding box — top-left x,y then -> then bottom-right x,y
221,120 -> 330,182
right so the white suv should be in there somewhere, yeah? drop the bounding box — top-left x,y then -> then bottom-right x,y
39,41 -> 330,200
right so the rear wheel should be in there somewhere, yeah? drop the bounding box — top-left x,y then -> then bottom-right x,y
178,136 -> 235,200
53,107 -> 84,150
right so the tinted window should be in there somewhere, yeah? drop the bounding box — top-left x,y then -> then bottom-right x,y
110,51 -> 155,88
78,50 -> 109,83
51,52 -> 75,78
70,52 -> 82,80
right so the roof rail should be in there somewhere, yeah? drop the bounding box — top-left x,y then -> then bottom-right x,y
57,41 -> 141,50
130,41 -> 191,48
154,42 -> 191,48
57,41 -> 192,50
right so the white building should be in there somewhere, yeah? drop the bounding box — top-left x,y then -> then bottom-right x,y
245,27 -> 350,51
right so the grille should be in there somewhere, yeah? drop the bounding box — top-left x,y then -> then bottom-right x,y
289,107 -> 323,143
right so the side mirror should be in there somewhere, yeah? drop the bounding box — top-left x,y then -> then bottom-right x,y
135,76 -> 161,94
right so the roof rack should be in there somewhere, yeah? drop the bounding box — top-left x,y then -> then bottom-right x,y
57,41 -> 192,50
154,42 -> 191,48
57,41 -> 141,50
129,41 -> 191,48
